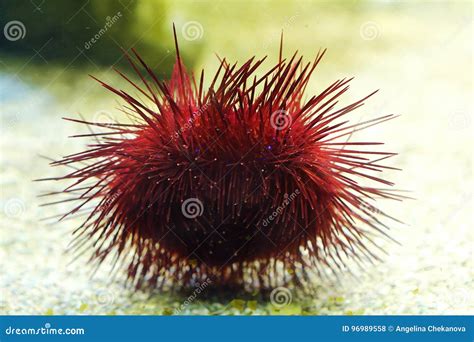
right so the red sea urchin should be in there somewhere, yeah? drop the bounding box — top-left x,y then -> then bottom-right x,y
44,29 -> 402,291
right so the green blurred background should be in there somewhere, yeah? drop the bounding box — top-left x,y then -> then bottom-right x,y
0,0 -> 472,315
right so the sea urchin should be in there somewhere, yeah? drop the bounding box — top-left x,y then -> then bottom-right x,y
43,28 -> 402,291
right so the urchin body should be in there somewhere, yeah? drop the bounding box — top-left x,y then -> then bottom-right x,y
46,32 -> 401,291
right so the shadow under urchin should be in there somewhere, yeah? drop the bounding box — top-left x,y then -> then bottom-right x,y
41,27 -> 403,293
